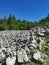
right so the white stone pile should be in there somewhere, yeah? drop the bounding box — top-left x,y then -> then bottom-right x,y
0,26 -> 49,65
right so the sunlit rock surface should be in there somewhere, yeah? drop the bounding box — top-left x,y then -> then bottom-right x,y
6,57 -> 16,65
0,26 -> 49,65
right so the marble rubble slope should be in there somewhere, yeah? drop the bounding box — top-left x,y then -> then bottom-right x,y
0,26 -> 49,65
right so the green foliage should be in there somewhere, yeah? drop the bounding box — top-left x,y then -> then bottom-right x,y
0,14 -> 49,30
0,23 -> 8,30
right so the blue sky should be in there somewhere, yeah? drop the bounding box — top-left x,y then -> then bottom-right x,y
0,0 -> 49,22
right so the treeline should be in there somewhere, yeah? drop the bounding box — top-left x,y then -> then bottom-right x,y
0,14 -> 49,30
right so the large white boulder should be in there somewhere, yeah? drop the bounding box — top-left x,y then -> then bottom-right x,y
33,50 -> 46,62
21,49 -> 29,62
17,51 -> 24,63
6,57 -> 16,65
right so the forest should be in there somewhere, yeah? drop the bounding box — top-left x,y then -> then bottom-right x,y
0,14 -> 49,30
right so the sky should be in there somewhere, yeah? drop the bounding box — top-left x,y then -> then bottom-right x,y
0,0 -> 49,22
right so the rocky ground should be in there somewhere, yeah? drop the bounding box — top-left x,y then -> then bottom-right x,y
0,26 -> 49,65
